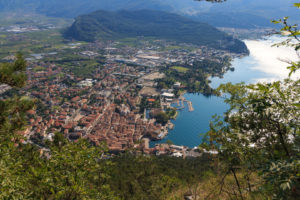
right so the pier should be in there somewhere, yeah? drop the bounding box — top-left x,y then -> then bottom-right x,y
173,96 -> 194,112
176,97 -> 185,110
186,100 -> 194,112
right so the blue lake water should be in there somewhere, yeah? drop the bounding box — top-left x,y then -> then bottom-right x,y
150,36 -> 293,148
150,94 -> 229,147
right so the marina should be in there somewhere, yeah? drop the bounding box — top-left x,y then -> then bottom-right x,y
151,35 -> 295,148
174,96 -> 194,112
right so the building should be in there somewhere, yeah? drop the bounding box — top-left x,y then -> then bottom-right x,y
161,92 -> 174,99
173,82 -> 181,89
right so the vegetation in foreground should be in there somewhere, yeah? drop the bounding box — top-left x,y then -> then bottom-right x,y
199,5 -> 300,199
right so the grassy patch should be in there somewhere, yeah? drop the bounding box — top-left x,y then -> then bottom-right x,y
171,66 -> 189,73
32,66 -> 45,72
0,29 -> 68,58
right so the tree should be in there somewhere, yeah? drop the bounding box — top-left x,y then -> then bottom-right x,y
0,54 -> 35,198
166,139 -> 174,145
0,53 -> 34,139
202,3 -> 300,199
155,112 -> 170,125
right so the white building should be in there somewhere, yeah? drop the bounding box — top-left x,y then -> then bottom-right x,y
161,92 -> 175,98
174,82 -> 181,89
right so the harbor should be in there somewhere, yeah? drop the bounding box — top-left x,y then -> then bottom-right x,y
174,95 -> 194,112
151,36 -> 291,148
150,93 -> 229,148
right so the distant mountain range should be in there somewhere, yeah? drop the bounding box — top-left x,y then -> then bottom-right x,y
64,10 -> 249,54
0,0 -> 299,28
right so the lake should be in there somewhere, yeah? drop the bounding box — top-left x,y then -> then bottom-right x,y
150,35 -> 299,148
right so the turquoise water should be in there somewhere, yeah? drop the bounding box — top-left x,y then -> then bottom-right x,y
150,38 -> 278,148
150,94 -> 228,147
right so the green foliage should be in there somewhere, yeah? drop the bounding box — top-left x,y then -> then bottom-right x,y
203,79 -> 300,199
165,108 -> 177,119
0,29 -> 68,58
0,54 -> 34,138
0,138 -> 118,199
202,4 -> 300,198
171,66 -> 189,73
64,10 -> 248,54
159,57 -> 231,94
108,154 -> 212,200
0,53 -> 27,87
155,112 -> 170,125
166,139 -> 174,145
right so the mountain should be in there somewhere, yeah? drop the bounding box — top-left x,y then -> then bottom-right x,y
0,0 -> 172,17
193,0 -> 300,27
0,0 -> 299,28
200,0 -> 300,20
189,12 -> 277,29
36,0 -> 172,18
0,0 -> 40,12
64,10 -> 248,54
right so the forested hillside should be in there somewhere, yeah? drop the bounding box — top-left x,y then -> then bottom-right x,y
64,10 -> 249,53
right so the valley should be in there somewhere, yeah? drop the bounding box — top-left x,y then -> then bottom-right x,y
0,19 -> 247,154
1,1 -> 299,199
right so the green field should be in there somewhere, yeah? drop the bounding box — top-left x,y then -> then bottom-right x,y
171,66 -> 189,73
0,12 -> 72,27
0,29 -> 67,58
0,13 -> 74,59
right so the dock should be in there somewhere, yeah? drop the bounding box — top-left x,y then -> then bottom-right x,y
186,100 -> 194,112
173,96 -> 194,112
177,99 -> 185,110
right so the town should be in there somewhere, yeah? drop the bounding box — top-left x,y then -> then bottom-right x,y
1,35 -> 246,157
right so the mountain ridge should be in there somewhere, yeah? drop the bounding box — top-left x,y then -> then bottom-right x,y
64,9 -> 249,54
0,0 -> 299,28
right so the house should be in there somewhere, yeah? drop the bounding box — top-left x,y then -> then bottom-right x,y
161,92 -> 174,99
172,152 -> 183,157
173,82 -> 181,89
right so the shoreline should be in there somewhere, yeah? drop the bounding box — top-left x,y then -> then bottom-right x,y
148,43 -> 250,147
151,91 -> 193,142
